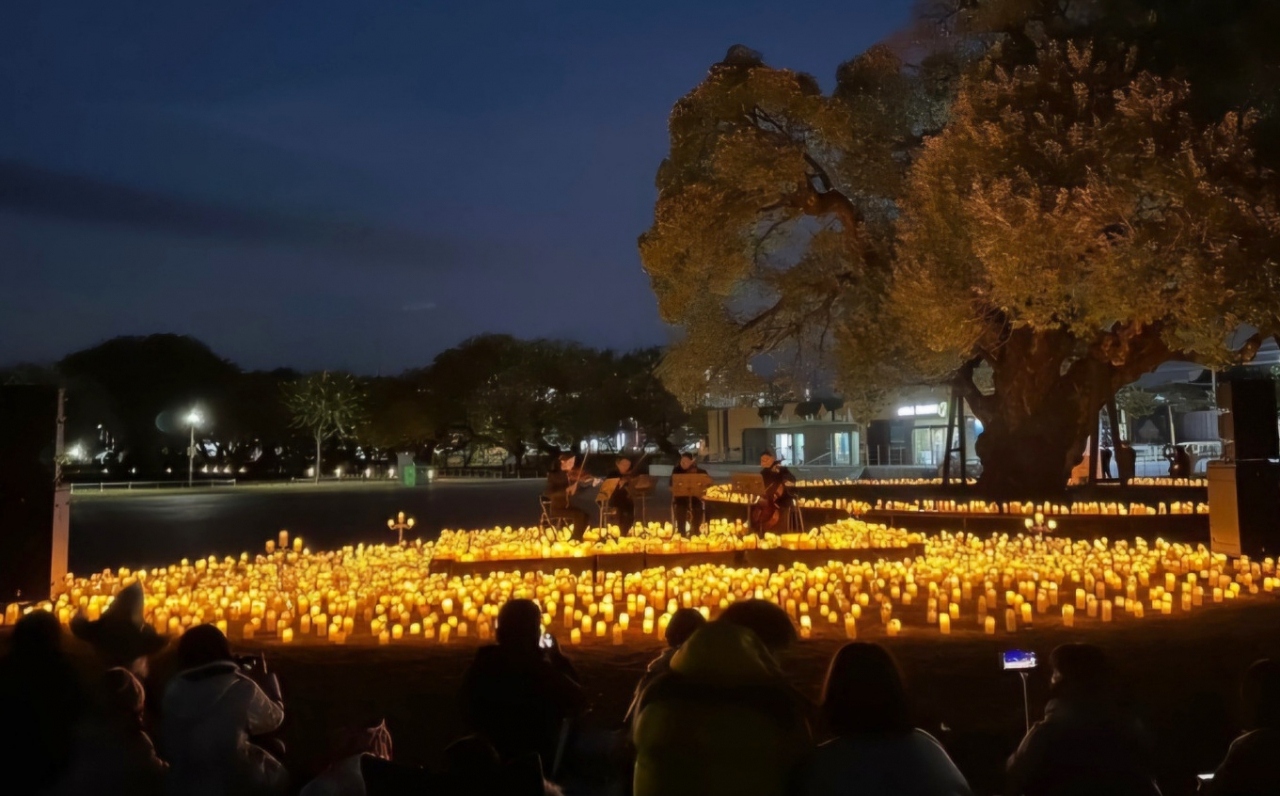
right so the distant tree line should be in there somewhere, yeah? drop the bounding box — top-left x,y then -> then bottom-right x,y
0,334 -> 699,480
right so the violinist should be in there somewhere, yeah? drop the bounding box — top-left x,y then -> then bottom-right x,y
605,457 -> 636,531
546,452 -> 595,534
671,452 -> 707,532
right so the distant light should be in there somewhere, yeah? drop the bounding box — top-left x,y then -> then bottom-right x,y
166,467 -> 173,474
186,409 -> 204,426
335,467 -> 343,478
306,467 -> 315,477
365,467 -> 373,478
67,444 -> 84,461
388,467 -> 396,478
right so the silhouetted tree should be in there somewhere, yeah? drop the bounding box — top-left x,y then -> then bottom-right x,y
283,371 -> 365,482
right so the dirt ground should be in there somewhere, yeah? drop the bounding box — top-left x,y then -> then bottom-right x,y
95,596 -> 1270,796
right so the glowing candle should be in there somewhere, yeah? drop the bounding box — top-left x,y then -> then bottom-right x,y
1006,608 -> 1017,633
1020,603 -> 1033,626
984,616 -> 996,635
570,628 -> 582,645
939,614 -> 950,635
1062,604 -> 1074,628
886,619 -> 901,637
844,614 -> 857,638
281,627 -> 293,644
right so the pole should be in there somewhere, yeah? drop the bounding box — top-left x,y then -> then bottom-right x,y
187,422 -> 195,488
1020,671 -> 1031,734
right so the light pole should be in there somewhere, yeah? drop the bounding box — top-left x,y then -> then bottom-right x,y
186,409 -> 203,487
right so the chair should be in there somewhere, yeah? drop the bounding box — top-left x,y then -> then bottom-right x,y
539,495 -> 571,535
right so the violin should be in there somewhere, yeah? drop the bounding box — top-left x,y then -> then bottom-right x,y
565,467 -> 602,496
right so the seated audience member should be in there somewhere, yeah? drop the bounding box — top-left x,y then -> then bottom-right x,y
0,611 -> 88,794
632,621 -> 811,796
437,735 -> 563,796
71,581 -> 168,676
624,607 -> 706,725
1207,658 -> 1280,796
462,599 -> 585,769
802,642 -> 970,796
718,599 -> 799,658
300,720 -> 393,796
50,667 -> 168,796
1006,644 -> 1157,796
161,623 -> 287,796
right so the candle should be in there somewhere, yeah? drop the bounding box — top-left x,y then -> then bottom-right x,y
1062,604 -> 1074,628
1006,608 -> 1017,633
984,616 -> 996,635
570,628 -> 582,645
281,627 -> 293,644
939,614 -> 950,635
887,619 -> 901,637
1102,600 -> 1113,622
1020,602 -> 1032,626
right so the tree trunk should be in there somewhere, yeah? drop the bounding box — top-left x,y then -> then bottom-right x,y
314,431 -> 322,484
964,329 -> 1114,499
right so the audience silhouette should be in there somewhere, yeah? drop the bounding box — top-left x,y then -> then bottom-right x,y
802,642 -> 971,796
1206,658 -> 1280,796
1006,643 -> 1158,796
0,611 -> 88,795
161,623 -> 288,796
631,620 -> 811,796
462,599 -> 585,772
3,590 -> 1277,796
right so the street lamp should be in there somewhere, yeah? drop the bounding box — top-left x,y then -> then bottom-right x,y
186,409 -> 203,487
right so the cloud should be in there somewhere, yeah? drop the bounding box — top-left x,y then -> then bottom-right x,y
0,159 -> 452,269
401,300 -> 438,312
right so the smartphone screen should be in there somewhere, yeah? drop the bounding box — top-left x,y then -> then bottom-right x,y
1002,650 -> 1037,670
539,633 -> 554,649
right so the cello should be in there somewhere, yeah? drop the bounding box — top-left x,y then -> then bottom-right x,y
750,459 -> 793,531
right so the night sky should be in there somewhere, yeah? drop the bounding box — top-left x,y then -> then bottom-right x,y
2,1 -> 912,373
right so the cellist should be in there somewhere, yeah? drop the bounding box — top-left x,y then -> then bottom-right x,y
754,452 -> 796,530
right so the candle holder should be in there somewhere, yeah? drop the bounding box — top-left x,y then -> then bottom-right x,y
388,512 -> 416,545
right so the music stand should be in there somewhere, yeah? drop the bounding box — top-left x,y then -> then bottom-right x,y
630,475 -> 656,525
730,473 -> 766,527
595,478 -> 620,530
671,473 -> 714,532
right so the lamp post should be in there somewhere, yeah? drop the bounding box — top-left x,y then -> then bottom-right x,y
186,409 -> 203,487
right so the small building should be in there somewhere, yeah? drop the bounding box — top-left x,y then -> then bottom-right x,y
706,394 -> 980,469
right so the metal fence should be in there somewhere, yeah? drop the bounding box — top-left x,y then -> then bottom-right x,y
69,479 -> 237,493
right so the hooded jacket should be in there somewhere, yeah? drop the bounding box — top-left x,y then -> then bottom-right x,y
632,622 -> 811,796
161,661 -> 286,796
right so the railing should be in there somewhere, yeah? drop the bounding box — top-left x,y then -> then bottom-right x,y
69,479 -> 237,493
866,446 -> 909,466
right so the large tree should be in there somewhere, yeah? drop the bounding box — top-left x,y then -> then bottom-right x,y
895,41 -> 1278,493
643,33 -> 1280,495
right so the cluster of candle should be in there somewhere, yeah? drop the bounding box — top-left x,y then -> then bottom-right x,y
703,485 -> 871,515
791,478 -> 947,487
7,525 -> 1273,648
1128,477 -> 1207,488
431,518 -> 920,560
868,499 -> 1208,516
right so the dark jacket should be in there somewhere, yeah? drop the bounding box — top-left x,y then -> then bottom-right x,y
1006,696 -> 1158,796
462,644 -> 585,765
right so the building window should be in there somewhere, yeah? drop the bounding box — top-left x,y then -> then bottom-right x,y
832,432 -> 851,465
774,433 -> 805,465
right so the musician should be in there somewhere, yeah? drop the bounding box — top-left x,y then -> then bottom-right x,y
670,453 -> 707,532
605,457 -> 636,531
759,452 -> 796,509
545,453 -> 591,534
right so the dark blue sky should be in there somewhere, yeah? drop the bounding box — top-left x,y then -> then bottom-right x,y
1,1 -> 913,372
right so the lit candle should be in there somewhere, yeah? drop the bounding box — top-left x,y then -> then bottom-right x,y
984,616 -> 996,635
939,614 -> 950,635
1062,604 -> 1074,628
